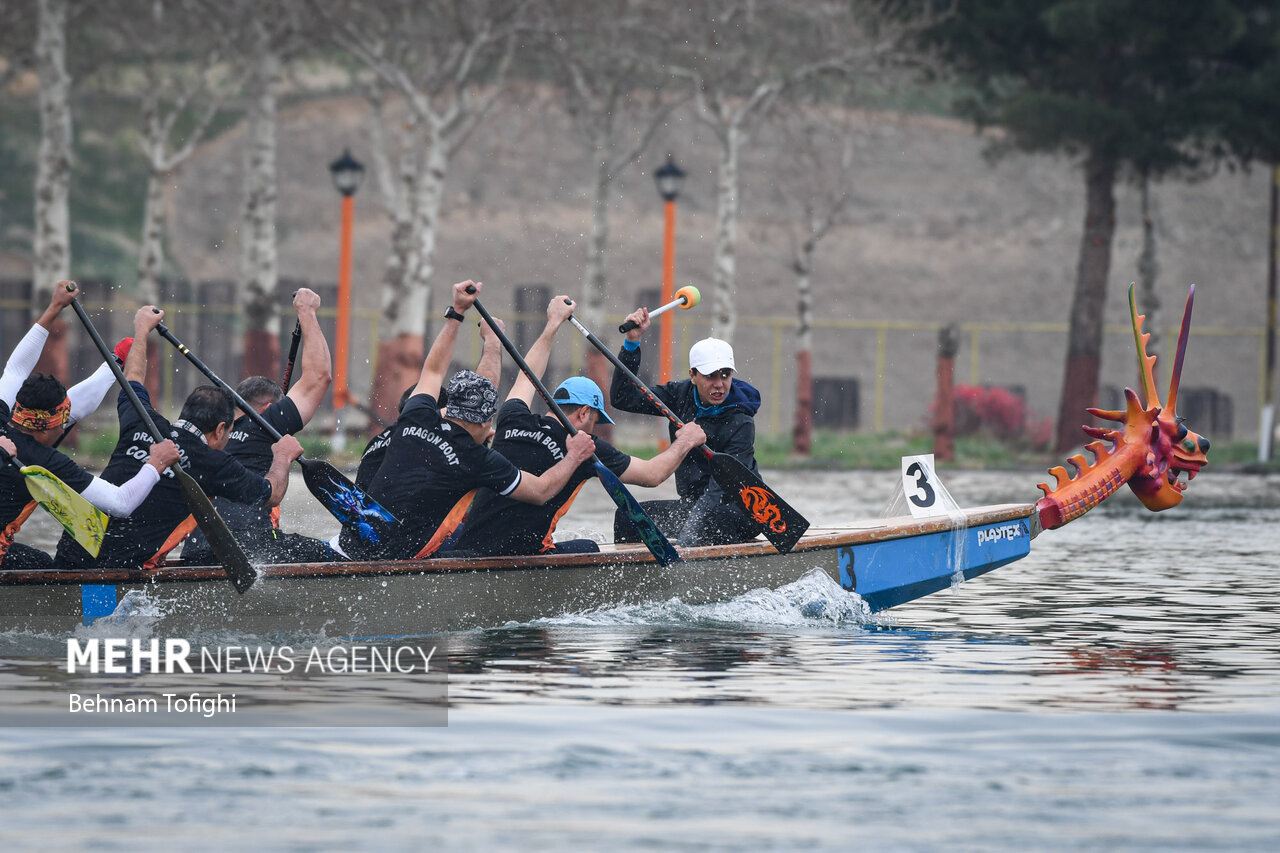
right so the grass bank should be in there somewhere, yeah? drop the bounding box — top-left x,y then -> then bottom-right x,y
66,426 -> 1277,474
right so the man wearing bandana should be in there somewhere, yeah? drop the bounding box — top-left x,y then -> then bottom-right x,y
354,315 -> 503,491
336,280 -> 595,561
54,305 -> 302,569
0,282 -> 181,569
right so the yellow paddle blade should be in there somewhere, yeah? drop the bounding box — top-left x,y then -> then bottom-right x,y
21,464 -> 107,558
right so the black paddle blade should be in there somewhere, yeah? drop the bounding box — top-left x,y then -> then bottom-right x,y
298,458 -> 399,545
708,452 -> 810,552
175,467 -> 257,593
596,461 -> 681,566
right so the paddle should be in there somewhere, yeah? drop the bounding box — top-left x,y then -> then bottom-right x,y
281,319 -> 302,391
68,295 -> 257,592
568,313 -> 810,552
468,291 -> 681,566
619,286 -> 701,333
0,446 -> 106,557
154,321 -> 400,545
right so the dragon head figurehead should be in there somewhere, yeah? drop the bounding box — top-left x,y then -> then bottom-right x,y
1036,285 -> 1209,530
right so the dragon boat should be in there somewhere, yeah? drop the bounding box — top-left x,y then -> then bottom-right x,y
0,287 -> 1210,636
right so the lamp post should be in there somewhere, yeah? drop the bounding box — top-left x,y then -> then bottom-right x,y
329,148 -> 364,452
654,154 -> 685,386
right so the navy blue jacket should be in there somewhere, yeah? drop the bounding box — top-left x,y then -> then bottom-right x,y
610,343 -> 762,506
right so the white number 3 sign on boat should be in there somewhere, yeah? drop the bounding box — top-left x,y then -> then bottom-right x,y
900,454 -> 961,519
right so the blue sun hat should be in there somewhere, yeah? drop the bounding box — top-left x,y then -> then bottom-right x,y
552,376 -> 615,424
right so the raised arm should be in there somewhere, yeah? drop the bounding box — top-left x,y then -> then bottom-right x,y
124,306 -> 164,385
507,295 -> 575,407
621,422 -> 706,487
0,280 -> 79,406
507,430 -> 596,505
475,314 -> 504,388
415,281 -> 481,399
285,288 -> 333,424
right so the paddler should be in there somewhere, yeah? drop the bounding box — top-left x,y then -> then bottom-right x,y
53,305 -> 302,569
610,307 -> 764,546
0,282 -> 181,569
181,287 -> 337,564
355,310 -> 503,490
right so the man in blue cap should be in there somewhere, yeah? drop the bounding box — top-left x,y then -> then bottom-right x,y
450,294 -> 705,557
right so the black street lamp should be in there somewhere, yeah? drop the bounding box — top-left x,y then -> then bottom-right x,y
654,154 -> 686,388
654,154 -> 686,203
329,148 -> 366,198
329,148 -> 364,451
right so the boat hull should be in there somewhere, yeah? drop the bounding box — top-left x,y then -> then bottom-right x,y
0,505 -> 1035,636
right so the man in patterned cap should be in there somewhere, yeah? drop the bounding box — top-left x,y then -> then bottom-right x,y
336,280 -> 594,560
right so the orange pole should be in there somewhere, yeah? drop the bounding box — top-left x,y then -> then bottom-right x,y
660,198 -> 676,384
335,193 -> 354,410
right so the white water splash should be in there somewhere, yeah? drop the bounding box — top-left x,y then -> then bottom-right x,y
530,568 -> 887,629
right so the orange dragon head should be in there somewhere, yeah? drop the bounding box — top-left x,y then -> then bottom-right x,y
1037,285 -> 1209,529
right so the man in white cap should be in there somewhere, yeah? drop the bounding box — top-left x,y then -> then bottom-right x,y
449,295 -> 705,557
611,307 -> 764,546
337,280 -> 596,560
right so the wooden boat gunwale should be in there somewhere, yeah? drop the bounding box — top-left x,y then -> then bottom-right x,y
0,503 -> 1035,587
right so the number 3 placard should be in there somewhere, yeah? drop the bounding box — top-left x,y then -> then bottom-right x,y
900,454 -> 960,519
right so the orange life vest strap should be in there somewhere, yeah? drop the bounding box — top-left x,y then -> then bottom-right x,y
541,481 -> 587,553
413,490 -> 477,559
0,501 -> 37,560
144,514 -> 197,569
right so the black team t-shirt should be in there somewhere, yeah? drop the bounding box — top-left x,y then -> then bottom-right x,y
0,401 -> 94,560
339,392 -> 522,559
53,383 -> 271,568
355,425 -> 393,490
453,399 -> 630,556
193,397 -> 303,538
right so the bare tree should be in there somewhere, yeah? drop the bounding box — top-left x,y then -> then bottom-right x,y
755,101 -> 860,456
663,1 -> 942,343
533,0 -> 684,424
101,1 -> 243,304
31,0 -> 71,378
314,0 -> 524,421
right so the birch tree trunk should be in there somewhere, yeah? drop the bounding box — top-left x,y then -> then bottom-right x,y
137,167 -> 166,304
583,148 -> 615,438
791,245 -> 814,456
711,124 -> 742,343
239,33 -> 280,381
1054,150 -> 1118,453
33,0 -> 71,381
370,126 -> 444,416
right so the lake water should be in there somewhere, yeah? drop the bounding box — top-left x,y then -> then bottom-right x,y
2,468 -> 1278,851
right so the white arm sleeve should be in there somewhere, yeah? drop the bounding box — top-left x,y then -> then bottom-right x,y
66,361 -> 118,422
80,465 -> 161,517
0,325 -> 50,407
